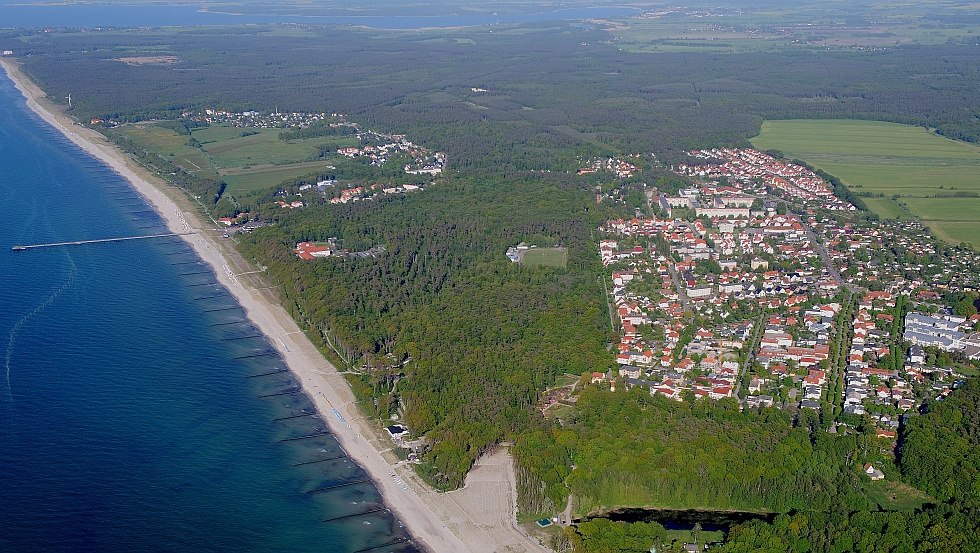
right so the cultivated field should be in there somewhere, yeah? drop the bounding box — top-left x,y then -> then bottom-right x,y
520,247 -> 568,268
858,197 -> 910,220
751,119 -> 980,248
116,123 -> 218,178
193,126 -> 356,169
222,161 -> 338,194
118,123 -> 353,198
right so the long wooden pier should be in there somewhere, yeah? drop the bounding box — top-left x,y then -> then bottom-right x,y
11,232 -> 193,251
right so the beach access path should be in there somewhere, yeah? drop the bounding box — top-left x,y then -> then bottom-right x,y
0,58 -> 552,553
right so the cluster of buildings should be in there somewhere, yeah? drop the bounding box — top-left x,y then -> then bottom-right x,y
572,143 -> 979,492
595,231 -> 756,403
660,191 -> 755,219
586,141 -> 979,424
294,239 -> 386,261
675,148 -> 854,211
905,312 -> 980,358
838,292 -> 908,416
326,182 -> 424,205
746,307 -> 838,410
577,157 -> 639,179
337,130 -> 446,176
294,240 -> 335,260
193,109 -> 345,129
596,206 -> 976,425
603,209 -> 840,318
810,215 -> 980,292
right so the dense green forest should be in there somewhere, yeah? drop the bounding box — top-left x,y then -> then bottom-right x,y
713,377 -> 980,553
516,387 -> 891,516
240,172 -> 614,487
2,23 -> 978,175
564,378 -> 980,553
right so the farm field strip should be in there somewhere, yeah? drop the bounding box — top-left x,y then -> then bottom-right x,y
119,123 -> 358,196
750,119 -> 980,247
192,127 -> 357,169
222,162 -> 337,194
116,124 -> 218,177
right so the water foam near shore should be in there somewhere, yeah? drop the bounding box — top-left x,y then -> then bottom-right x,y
0,64 -> 418,553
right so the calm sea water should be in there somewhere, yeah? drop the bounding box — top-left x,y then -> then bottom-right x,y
0,3 -> 637,28
0,72 -> 417,552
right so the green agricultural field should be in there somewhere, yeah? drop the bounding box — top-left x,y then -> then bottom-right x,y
121,123 -> 361,197
751,119 -> 980,248
222,161 -> 338,195
192,126 -> 357,169
116,123 -> 218,178
520,247 -> 568,268
898,197 -> 980,222
858,197 -> 910,220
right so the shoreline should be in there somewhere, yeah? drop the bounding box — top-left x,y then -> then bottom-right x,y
0,58 -> 534,553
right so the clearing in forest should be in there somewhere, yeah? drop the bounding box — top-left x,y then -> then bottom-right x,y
521,247 -> 568,268
751,119 -> 980,248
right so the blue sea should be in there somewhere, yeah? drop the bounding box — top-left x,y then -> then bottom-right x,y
0,71 -> 417,552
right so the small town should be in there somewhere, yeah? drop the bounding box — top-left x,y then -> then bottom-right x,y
581,147 -> 980,462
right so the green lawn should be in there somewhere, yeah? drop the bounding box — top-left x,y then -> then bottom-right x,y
666,529 -> 725,546
862,480 -> 933,512
751,119 -> 980,248
520,247 -> 568,268
898,197 -> 980,221
555,373 -> 581,387
544,403 -> 574,420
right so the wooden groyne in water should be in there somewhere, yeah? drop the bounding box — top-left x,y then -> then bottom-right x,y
11,232 -> 193,251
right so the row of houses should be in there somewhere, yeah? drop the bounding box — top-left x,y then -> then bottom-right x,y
676,148 -> 853,211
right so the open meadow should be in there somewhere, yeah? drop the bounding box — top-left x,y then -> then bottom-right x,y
221,161 -> 339,194
117,123 -> 353,198
116,123 -> 219,179
192,126 -> 357,169
751,119 -> 980,248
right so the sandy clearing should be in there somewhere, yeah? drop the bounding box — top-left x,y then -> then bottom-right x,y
1,58 -> 549,553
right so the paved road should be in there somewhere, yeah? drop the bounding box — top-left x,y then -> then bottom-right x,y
734,312 -> 766,397
795,212 -> 862,293
666,262 -> 692,312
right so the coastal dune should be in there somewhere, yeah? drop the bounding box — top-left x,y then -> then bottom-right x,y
0,58 -> 549,553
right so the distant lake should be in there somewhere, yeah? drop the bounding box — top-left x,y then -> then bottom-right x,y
0,4 -> 638,29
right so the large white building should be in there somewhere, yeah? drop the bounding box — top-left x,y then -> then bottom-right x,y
903,312 -> 966,350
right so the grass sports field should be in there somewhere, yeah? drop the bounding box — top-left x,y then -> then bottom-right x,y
520,247 -> 568,268
751,119 -> 980,248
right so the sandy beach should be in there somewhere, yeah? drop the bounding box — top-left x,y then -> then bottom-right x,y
1,58 -> 550,553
